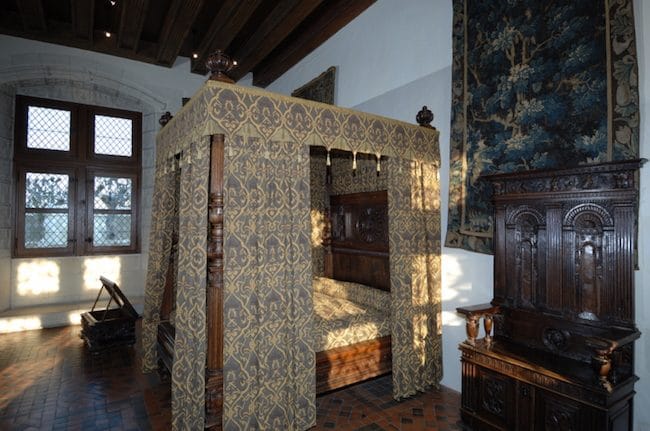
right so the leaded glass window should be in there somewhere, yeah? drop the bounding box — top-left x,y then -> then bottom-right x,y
92,176 -> 133,246
24,172 -> 70,249
27,106 -> 71,151
94,115 -> 133,156
14,95 -> 141,257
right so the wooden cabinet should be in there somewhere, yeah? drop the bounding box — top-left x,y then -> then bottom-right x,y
458,159 -> 645,431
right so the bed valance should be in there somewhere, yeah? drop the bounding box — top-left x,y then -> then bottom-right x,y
143,80 -> 441,430
155,80 -> 440,167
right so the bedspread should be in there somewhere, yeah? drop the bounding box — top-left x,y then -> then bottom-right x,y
313,277 -> 390,351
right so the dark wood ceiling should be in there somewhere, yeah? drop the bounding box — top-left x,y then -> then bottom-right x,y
0,0 -> 375,87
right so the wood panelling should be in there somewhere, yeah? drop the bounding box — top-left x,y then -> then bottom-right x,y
229,0 -> 324,82
253,0 -> 376,87
155,0 -> 203,66
70,0 -> 93,42
0,0 -> 374,84
190,0 -> 263,75
316,335 -> 391,394
117,0 -> 148,50
18,0 -> 46,31
458,159 -> 645,431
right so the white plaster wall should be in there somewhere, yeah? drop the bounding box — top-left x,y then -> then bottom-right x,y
269,0 -> 650,428
0,35 -> 205,311
267,0 -> 450,108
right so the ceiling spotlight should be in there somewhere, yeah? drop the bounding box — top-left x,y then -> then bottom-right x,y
233,60 -> 238,66
109,0 -> 117,5
105,31 -> 112,38
192,53 -> 199,59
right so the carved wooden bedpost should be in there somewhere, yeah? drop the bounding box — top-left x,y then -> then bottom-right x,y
416,105 -> 436,130
206,50 -> 236,83
203,52 -> 235,430
205,135 -> 224,430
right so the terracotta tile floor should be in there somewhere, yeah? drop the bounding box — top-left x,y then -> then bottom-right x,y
0,321 -> 464,430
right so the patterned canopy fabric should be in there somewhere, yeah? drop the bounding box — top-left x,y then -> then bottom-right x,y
144,81 -> 442,430
446,0 -> 640,254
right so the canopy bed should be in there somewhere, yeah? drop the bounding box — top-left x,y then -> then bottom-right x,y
143,70 -> 442,430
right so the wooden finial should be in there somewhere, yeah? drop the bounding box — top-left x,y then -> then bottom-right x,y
416,105 -> 435,129
206,50 -> 237,83
159,111 -> 172,127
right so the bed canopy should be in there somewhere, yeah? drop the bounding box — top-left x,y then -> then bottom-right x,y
143,79 -> 442,430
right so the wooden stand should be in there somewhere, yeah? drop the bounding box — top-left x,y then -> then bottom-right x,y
81,276 -> 138,353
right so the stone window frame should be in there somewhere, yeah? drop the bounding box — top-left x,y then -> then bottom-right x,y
13,95 -> 141,258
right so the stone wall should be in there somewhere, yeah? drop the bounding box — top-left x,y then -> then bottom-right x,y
0,35 -> 204,312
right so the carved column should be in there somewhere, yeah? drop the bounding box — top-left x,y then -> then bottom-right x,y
205,134 -> 224,430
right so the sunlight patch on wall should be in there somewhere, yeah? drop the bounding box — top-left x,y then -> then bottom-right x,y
441,254 -> 471,303
442,310 -> 464,327
83,257 -> 121,290
0,316 -> 42,333
16,261 -> 60,296
311,209 -> 326,247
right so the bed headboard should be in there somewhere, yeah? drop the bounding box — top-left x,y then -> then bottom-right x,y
324,190 -> 390,292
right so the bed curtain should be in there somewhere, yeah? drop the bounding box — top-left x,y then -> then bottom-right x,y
222,134 -> 314,430
143,81 -> 442,430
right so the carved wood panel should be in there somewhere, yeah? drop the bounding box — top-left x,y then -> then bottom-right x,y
327,191 -> 390,291
459,160 -> 644,431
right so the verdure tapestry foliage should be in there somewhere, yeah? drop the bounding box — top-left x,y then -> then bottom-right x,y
447,0 -> 639,253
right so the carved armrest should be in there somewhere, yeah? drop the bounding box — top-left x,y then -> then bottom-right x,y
585,330 -> 641,392
457,303 -> 500,346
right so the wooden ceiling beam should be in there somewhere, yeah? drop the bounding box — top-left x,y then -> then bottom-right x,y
71,0 -> 94,43
229,0 -> 325,82
190,0 -> 264,74
156,0 -> 204,66
17,0 -> 46,32
117,0 -> 149,51
253,0 -> 375,88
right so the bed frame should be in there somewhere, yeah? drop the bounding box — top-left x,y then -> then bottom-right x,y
155,136 -> 392,429
317,190 -> 392,393
156,61 -> 449,430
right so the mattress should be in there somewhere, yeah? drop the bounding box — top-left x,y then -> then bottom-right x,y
313,276 -> 390,351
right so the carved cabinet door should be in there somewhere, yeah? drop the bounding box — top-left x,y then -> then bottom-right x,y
476,367 -> 517,429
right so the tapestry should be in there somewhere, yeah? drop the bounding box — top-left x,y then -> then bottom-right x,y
145,80 -> 442,429
292,66 -> 336,105
446,0 -> 640,253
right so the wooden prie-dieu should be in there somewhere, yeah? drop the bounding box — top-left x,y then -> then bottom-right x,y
457,159 -> 645,430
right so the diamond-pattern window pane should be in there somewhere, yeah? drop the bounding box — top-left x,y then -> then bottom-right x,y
93,214 -> 131,246
27,106 -> 71,151
94,176 -> 132,210
94,115 -> 133,156
25,212 -> 68,248
25,173 -> 69,209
